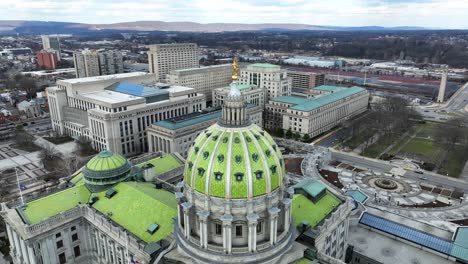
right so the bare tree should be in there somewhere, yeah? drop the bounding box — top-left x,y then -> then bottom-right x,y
434,117 -> 467,151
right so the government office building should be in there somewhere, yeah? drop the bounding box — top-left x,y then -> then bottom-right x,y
265,85 -> 369,137
47,72 -> 206,156
167,64 -> 232,103
239,63 -> 291,101
147,43 -> 199,82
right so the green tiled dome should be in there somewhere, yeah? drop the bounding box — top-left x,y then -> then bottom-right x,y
83,150 -> 132,187
184,123 -> 285,199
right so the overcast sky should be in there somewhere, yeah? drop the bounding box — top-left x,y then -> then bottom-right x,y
2,0 -> 467,29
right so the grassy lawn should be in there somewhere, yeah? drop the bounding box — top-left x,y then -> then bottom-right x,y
345,132 -> 372,149
292,193 -> 341,228
438,146 -> 468,177
362,134 -> 398,158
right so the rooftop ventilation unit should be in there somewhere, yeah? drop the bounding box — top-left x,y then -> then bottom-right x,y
147,223 -> 159,234
89,196 -> 99,205
105,189 -> 117,199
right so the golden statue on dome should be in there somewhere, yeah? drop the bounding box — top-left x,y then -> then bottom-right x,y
232,57 -> 239,81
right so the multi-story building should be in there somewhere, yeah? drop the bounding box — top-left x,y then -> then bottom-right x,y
212,83 -> 265,108
37,50 -> 58,70
147,43 -> 199,81
47,72 -> 206,156
41,35 -> 61,59
1,151 -> 185,264
167,64 -> 232,102
265,85 -> 369,136
239,63 -> 291,101
288,71 -> 325,95
73,49 -> 124,78
147,104 -> 263,157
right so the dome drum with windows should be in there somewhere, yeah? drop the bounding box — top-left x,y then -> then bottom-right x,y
83,150 -> 132,187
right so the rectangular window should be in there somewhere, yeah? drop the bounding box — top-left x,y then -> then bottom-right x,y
256,221 -> 262,233
72,233 -> 78,241
56,233 -> 61,238
71,226 -> 76,232
74,246 -> 81,257
56,240 -> 63,249
215,224 -> 222,235
235,225 -> 243,237
58,252 -> 66,264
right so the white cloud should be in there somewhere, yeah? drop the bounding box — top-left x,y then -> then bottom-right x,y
0,0 -> 467,28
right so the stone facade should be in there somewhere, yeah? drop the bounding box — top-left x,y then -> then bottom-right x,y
47,73 -> 206,156
1,204 -> 153,264
239,64 -> 291,101
212,84 -> 265,109
148,43 -> 199,82
168,64 -> 232,102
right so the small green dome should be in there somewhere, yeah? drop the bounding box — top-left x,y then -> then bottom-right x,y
83,150 -> 132,187
184,123 -> 285,199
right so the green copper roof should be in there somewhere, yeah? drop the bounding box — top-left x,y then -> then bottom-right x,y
184,123 -> 285,199
227,84 -> 254,90
292,193 -> 341,228
271,96 -> 308,105
83,150 -> 132,187
290,86 -> 366,112
313,85 -> 346,93
23,184 -> 91,224
86,150 -> 129,172
137,154 -> 183,175
249,63 -> 280,68
22,182 -> 177,243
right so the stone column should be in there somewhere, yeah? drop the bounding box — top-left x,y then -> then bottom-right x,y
181,202 -> 193,238
221,214 -> 233,254
27,244 -> 37,264
282,198 -> 292,232
175,192 -> 184,228
247,213 -> 259,252
20,238 -> 30,264
95,231 -> 102,257
12,230 -> 21,258
5,224 -> 15,255
268,207 -> 281,245
197,210 -> 210,249
104,237 -> 110,262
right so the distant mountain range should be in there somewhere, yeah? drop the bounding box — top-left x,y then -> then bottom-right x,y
0,20 -> 432,34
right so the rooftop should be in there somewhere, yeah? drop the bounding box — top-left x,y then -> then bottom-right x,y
80,90 -> 142,104
271,96 -> 308,105
248,63 -> 280,69
172,64 -> 231,73
106,82 -> 169,104
290,86 -> 366,112
313,85 -> 346,92
348,224 -> 454,264
21,182 -> 177,243
136,154 -> 184,175
345,190 -> 369,204
153,104 -> 257,130
60,72 -> 150,84
292,193 -> 341,228
294,179 -> 326,198
226,84 -> 255,90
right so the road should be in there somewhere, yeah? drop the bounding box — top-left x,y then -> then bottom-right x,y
331,150 -> 468,192
444,81 -> 468,113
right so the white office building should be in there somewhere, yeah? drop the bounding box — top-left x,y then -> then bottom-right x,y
47,72 -> 206,156
73,49 -> 124,78
239,63 -> 291,101
167,64 -> 232,102
212,84 -> 265,108
147,43 -> 199,81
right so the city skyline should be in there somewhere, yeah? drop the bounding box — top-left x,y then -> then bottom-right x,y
2,0 -> 468,29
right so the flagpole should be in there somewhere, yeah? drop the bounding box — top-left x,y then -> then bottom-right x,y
15,167 -> 24,205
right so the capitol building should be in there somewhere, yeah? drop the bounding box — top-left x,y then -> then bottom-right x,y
1,60 -> 353,264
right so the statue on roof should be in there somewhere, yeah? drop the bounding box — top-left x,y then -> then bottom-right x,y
232,57 -> 239,81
